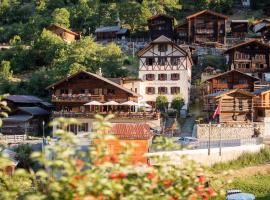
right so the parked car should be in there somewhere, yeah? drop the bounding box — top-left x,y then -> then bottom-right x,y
174,137 -> 199,149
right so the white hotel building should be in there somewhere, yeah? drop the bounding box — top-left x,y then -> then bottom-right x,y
135,35 -> 192,110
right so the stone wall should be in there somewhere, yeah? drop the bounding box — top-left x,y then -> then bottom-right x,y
194,123 -> 265,140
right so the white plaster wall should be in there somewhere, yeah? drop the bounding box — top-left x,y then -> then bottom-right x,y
148,144 -> 264,166
138,43 -> 192,107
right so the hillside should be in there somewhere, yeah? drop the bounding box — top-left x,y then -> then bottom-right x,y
0,0 -> 270,100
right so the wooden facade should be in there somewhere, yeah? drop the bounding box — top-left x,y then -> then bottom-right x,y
47,24 -> 80,43
203,69 -> 259,96
180,10 -> 228,44
47,71 -> 139,112
230,20 -> 249,38
253,87 -> 270,121
205,89 -> 254,123
148,14 -> 175,40
225,40 -> 270,77
174,22 -> 188,43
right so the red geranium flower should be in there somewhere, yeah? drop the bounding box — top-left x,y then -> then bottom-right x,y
110,155 -> 118,163
147,172 -> 155,179
109,173 -> 118,180
207,187 -> 215,196
75,159 -> 84,169
118,172 -> 127,178
198,175 -> 206,184
163,179 -> 172,188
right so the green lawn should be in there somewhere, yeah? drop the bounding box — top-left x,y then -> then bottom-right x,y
210,147 -> 270,173
228,175 -> 270,200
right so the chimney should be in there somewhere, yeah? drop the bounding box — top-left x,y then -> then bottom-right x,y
96,67 -> 103,76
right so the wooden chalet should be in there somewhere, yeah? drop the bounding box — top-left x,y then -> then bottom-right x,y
225,40 -> 270,77
252,19 -> 270,41
47,71 -> 160,134
253,87 -> 270,122
147,14 -> 175,40
203,69 -> 259,96
47,24 -> 80,43
174,21 -> 188,43
204,89 -> 255,123
230,20 -> 249,38
95,18 -> 129,40
1,95 -> 51,136
176,10 -> 228,44
47,71 -> 140,112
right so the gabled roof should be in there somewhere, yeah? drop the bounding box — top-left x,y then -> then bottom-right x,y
18,107 -> 50,116
208,89 -> 255,99
224,39 -> 270,53
47,24 -> 79,36
186,9 -> 228,20
3,115 -> 33,123
147,13 -> 175,21
4,95 -> 43,104
111,123 -> 152,140
204,69 -> 260,82
137,35 -> 188,57
95,26 -> 128,34
253,86 -> 270,95
46,71 -> 139,97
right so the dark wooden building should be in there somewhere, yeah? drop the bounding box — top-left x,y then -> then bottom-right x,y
203,69 -> 259,96
1,95 -> 51,136
204,89 -> 254,123
182,10 -> 228,44
174,21 -> 188,43
224,40 -> 270,77
230,20 -> 249,38
147,14 -> 175,40
46,71 -> 139,112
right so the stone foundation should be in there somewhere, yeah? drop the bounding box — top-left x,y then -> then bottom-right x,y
195,123 -> 264,139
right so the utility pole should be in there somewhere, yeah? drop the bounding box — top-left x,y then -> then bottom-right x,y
208,121 -> 211,156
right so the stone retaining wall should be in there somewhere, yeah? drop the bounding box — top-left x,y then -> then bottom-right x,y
195,123 -> 264,139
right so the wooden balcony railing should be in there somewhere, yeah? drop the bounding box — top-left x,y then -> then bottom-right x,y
52,111 -> 160,120
253,101 -> 270,108
52,94 -> 104,102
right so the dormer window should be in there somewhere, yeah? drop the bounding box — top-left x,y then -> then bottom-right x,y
158,44 -> 167,52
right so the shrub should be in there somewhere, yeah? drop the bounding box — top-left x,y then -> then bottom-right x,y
156,95 -> 168,113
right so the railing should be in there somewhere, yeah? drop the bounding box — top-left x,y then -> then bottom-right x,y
253,101 -> 270,108
254,81 -> 270,90
0,126 -> 35,135
52,94 -> 104,102
53,111 -> 160,120
198,137 -> 263,149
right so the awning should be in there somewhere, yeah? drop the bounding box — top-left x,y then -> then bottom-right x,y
84,101 -> 103,106
227,193 -> 255,200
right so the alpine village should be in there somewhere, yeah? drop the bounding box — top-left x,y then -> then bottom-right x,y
1,1 -> 270,200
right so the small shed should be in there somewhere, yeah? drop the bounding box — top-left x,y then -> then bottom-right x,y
47,24 -> 80,43
230,20 -> 249,38
95,26 -> 129,40
205,89 -> 254,123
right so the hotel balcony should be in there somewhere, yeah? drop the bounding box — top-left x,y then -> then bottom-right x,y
52,94 -> 105,103
52,111 -> 160,121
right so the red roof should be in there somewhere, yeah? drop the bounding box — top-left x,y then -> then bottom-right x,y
111,123 -> 152,140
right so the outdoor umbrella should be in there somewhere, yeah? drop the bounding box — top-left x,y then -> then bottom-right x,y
84,101 -> 103,106
226,193 -> 255,200
104,101 -> 119,112
104,101 -> 119,106
121,101 -> 139,112
84,101 -> 103,112
139,102 -> 152,108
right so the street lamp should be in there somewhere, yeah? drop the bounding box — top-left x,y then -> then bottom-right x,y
217,124 -> 221,156
42,121 -> 45,152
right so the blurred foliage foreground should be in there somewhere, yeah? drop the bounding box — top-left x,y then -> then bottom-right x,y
0,114 -> 225,200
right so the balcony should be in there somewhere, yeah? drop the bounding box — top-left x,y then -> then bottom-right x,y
52,111 -> 160,120
52,94 -> 104,102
